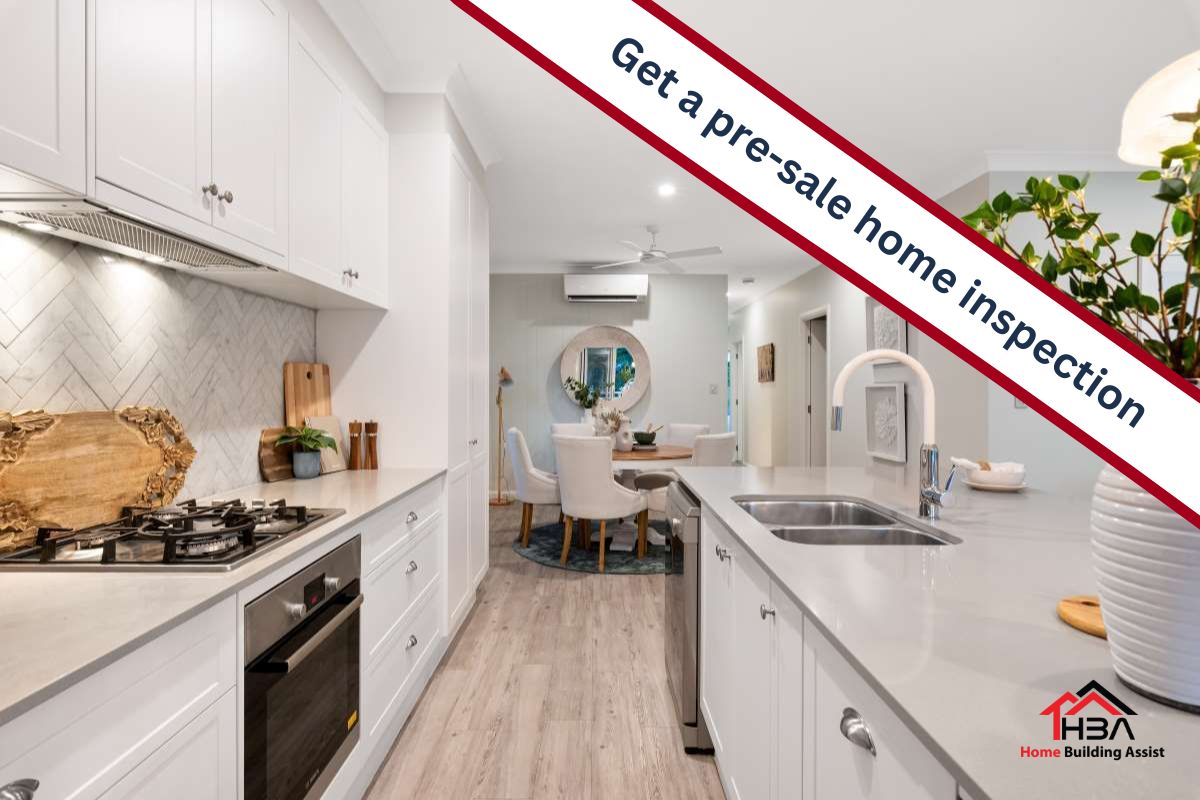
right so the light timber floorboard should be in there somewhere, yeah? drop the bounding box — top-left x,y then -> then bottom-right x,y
365,503 -> 725,800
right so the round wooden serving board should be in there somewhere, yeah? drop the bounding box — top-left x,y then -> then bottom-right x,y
612,445 -> 692,461
1057,595 -> 1106,639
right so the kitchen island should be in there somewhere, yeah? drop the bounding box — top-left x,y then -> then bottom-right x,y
677,465 -> 1200,800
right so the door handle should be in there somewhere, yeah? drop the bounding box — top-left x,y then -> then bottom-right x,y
839,707 -> 877,756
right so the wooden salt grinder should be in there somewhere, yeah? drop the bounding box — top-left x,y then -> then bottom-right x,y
365,421 -> 379,469
348,421 -> 363,470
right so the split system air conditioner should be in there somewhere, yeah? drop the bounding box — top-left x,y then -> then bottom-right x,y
563,274 -> 648,303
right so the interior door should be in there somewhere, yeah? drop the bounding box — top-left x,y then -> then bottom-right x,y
0,0 -> 85,193
211,0 -> 288,253
807,316 -> 828,467
289,27 -> 343,285
94,0 -> 212,221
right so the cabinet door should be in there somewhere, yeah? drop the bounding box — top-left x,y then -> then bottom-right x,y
807,619 -> 955,800
773,584 -> 805,800
95,0 -> 212,221
731,544 -> 773,800
699,512 -> 735,765
99,690 -> 236,800
469,451 -> 488,586
468,179 -> 489,451
288,27 -> 343,285
445,464 -> 473,632
446,154 -> 471,469
211,0 -> 288,253
0,0 -> 85,193
341,97 -> 388,304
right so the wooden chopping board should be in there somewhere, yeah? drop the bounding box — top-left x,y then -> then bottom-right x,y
259,427 -> 293,483
1057,595 -> 1106,639
0,408 -> 196,552
284,362 -> 332,428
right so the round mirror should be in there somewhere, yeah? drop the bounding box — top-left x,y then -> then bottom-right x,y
559,325 -> 650,412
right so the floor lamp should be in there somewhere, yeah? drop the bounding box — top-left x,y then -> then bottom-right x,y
490,366 -> 514,506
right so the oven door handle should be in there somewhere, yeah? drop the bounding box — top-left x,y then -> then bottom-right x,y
269,594 -> 363,673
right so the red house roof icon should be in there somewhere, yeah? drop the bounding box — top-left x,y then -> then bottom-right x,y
1039,681 -> 1136,740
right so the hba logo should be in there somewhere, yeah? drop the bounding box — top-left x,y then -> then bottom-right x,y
1039,680 -> 1136,741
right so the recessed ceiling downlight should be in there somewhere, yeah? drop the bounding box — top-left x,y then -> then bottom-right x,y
16,220 -> 58,234
657,183 -> 677,198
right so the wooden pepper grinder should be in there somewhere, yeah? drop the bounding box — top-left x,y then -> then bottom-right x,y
348,421 -> 363,470
365,421 -> 379,469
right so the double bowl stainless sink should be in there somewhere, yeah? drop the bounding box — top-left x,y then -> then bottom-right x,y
733,496 -> 960,546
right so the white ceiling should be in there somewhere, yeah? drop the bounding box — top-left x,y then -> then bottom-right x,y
321,0 -> 1200,311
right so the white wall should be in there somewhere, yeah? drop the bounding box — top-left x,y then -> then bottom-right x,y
490,274 -> 728,480
728,177 -> 990,486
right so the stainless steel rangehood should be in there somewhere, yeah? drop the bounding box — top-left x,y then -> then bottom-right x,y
0,200 -> 270,273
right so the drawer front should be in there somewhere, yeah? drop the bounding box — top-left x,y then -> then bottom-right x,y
363,516 -> 443,660
0,597 -> 236,800
807,620 -> 955,800
362,582 -> 441,739
362,478 -> 444,573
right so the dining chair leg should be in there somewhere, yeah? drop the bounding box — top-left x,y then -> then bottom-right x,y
581,518 -> 592,550
520,503 -> 533,548
636,510 -> 648,559
559,508 -> 564,524
598,520 -> 607,573
561,516 -> 574,564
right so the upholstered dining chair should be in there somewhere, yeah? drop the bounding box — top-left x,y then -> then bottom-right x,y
552,435 -> 649,571
507,428 -> 560,547
551,422 -> 594,436
637,432 -> 738,513
663,423 -> 710,448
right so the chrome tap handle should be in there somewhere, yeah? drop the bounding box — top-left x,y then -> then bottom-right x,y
943,463 -> 957,493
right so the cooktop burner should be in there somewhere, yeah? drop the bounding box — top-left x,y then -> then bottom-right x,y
0,499 -> 344,571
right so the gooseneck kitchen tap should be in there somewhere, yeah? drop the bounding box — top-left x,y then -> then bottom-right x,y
830,349 -> 956,520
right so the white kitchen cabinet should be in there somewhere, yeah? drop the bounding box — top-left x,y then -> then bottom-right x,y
467,177 -> 490,587
774,585 -> 806,799
340,94 -> 389,306
0,0 -> 86,194
700,510 -> 736,766
806,619 -> 955,800
94,0 -> 213,221
446,463 -> 473,632
289,26 -> 343,287
99,689 -> 236,800
732,543 -> 773,800
211,0 -> 288,253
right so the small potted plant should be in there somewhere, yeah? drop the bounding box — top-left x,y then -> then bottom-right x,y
634,422 -> 662,447
275,425 -> 338,479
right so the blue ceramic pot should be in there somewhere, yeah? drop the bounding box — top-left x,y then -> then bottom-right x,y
293,450 -> 321,479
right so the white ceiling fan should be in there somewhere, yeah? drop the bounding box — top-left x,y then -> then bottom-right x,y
591,225 -> 722,273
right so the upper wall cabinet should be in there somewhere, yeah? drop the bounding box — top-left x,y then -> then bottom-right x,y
95,0 -> 288,255
340,95 -> 389,307
0,0 -> 86,194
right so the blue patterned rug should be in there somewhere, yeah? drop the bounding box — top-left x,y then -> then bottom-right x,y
513,519 -> 674,574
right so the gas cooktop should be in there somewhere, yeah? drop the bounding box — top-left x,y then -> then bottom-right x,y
0,499 -> 344,572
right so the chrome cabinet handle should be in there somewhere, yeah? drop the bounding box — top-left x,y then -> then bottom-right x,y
219,189 -> 234,204
342,269 -> 360,279
406,634 -> 419,650
202,183 -> 218,196
759,604 -> 775,620
0,779 -> 40,800
406,511 -> 419,524
405,560 -> 418,575
839,707 -> 877,756
714,545 -> 730,562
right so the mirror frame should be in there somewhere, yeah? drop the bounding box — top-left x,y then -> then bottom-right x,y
559,325 -> 650,412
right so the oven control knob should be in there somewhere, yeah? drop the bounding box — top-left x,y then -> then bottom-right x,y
324,576 -> 341,593
284,602 -> 307,621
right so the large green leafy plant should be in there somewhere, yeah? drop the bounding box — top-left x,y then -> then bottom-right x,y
963,108 -> 1200,378
275,425 -> 338,453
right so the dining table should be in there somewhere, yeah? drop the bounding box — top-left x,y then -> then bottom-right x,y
611,444 -> 692,473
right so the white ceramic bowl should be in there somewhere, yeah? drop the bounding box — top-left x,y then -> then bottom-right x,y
1092,466 -> 1200,710
965,462 -> 1026,487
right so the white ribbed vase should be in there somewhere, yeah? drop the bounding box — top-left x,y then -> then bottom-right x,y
1091,467 -> 1200,712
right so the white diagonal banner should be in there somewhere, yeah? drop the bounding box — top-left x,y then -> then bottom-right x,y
453,0 -> 1200,525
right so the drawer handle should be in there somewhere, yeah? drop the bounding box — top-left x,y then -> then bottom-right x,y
759,604 -> 775,620
406,634 -> 419,650
342,268 -> 360,279
714,545 -> 730,562
405,560 -> 418,575
839,707 -> 877,757
0,779 -> 40,800
406,511 -> 419,524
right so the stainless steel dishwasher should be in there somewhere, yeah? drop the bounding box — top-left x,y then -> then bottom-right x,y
665,481 -> 712,753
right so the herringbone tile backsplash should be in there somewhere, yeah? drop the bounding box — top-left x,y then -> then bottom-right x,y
0,223 -> 316,499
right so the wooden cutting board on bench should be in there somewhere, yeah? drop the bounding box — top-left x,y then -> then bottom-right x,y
283,362 -> 332,428
0,408 -> 196,552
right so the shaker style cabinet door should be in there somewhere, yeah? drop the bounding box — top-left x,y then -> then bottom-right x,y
699,512 -> 735,765
94,0 -> 213,221
340,96 -> 388,303
0,0 -> 85,193
730,544 -> 773,800
211,0 -> 288,254
288,26 -> 343,286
